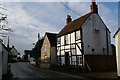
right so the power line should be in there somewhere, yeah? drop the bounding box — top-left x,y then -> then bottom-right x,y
58,0 -> 80,16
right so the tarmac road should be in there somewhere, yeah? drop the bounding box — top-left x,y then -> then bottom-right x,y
10,62 -> 90,80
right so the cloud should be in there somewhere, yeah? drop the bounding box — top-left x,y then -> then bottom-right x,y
0,0 -> 120,2
0,2 -> 117,55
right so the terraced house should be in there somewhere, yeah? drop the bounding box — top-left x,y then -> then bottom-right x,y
57,1 -> 115,71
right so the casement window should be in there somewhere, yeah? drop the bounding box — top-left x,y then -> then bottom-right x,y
71,49 -> 76,55
77,56 -> 82,66
76,30 -> 81,40
64,35 -> 68,45
57,38 -> 60,44
71,56 -> 76,65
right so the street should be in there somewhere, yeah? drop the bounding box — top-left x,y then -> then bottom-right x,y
11,62 -> 89,80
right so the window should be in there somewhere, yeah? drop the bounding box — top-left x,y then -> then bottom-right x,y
44,55 -> 48,63
57,38 -> 60,44
77,56 -> 82,66
76,30 -> 81,40
71,49 -> 76,55
65,35 -> 68,45
71,56 -> 76,65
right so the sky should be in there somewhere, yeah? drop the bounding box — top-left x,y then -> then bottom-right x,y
0,1 -> 118,55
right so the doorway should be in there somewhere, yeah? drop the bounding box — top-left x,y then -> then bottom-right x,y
65,52 -> 69,66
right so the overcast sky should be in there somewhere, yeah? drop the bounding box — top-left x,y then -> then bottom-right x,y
0,1 -> 118,55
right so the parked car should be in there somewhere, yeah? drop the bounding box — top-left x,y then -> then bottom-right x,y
29,58 -> 36,65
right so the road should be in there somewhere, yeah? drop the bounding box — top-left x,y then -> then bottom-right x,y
11,62 -> 89,80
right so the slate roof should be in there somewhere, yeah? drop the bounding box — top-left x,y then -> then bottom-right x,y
57,12 -> 93,37
46,32 -> 57,47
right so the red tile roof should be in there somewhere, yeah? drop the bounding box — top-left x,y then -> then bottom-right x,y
57,12 -> 93,37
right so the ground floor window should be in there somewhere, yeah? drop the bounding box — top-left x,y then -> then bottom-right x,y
71,56 -> 76,65
77,56 -> 82,66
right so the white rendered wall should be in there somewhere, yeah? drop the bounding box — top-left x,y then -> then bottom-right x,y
115,30 -> 120,77
82,13 -> 111,55
0,39 -> 2,79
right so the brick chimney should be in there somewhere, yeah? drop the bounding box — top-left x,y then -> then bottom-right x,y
66,15 -> 72,24
90,0 -> 98,14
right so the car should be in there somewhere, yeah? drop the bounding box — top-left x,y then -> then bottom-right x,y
29,58 -> 36,65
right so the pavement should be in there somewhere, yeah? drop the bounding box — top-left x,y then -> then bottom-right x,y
50,70 -> 118,80
79,72 -> 118,80
49,66 -> 118,80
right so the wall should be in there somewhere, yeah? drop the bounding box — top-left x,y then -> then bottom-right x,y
83,13 -> 111,55
115,29 -> 120,76
0,39 -> 2,79
85,55 -> 116,71
50,47 -> 57,66
2,45 -> 8,75
41,35 -> 50,68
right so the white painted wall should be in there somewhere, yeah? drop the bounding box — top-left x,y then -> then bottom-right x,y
0,39 -> 2,79
82,13 -> 111,55
2,44 -> 8,75
115,29 -> 120,77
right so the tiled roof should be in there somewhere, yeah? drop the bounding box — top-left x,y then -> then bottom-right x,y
46,32 -> 57,46
57,12 -> 93,37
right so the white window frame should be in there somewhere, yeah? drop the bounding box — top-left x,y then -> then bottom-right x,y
76,30 -> 81,40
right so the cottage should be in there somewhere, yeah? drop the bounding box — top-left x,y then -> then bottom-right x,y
41,32 -> 57,68
9,46 -> 19,58
57,1 -> 114,71
114,27 -> 120,77
24,50 -> 33,61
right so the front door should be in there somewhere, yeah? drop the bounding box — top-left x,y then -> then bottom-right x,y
65,52 -> 69,66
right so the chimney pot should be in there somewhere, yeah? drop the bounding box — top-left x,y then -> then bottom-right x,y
90,0 -> 98,14
66,15 -> 72,24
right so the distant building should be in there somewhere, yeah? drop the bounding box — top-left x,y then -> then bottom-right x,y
9,46 -> 19,58
57,1 -> 115,71
114,27 -> 120,77
24,50 -> 33,61
41,32 -> 57,68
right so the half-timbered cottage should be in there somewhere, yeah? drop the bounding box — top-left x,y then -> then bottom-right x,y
57,1 -> 113,71
41,32 -> 57,68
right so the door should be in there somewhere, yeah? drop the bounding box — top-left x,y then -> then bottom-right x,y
65,52 -> 69,66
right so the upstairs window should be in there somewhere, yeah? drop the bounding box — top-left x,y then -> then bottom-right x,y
76,30 -> 81,40
57,38 -> 60,44
64,35 -> 68,45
